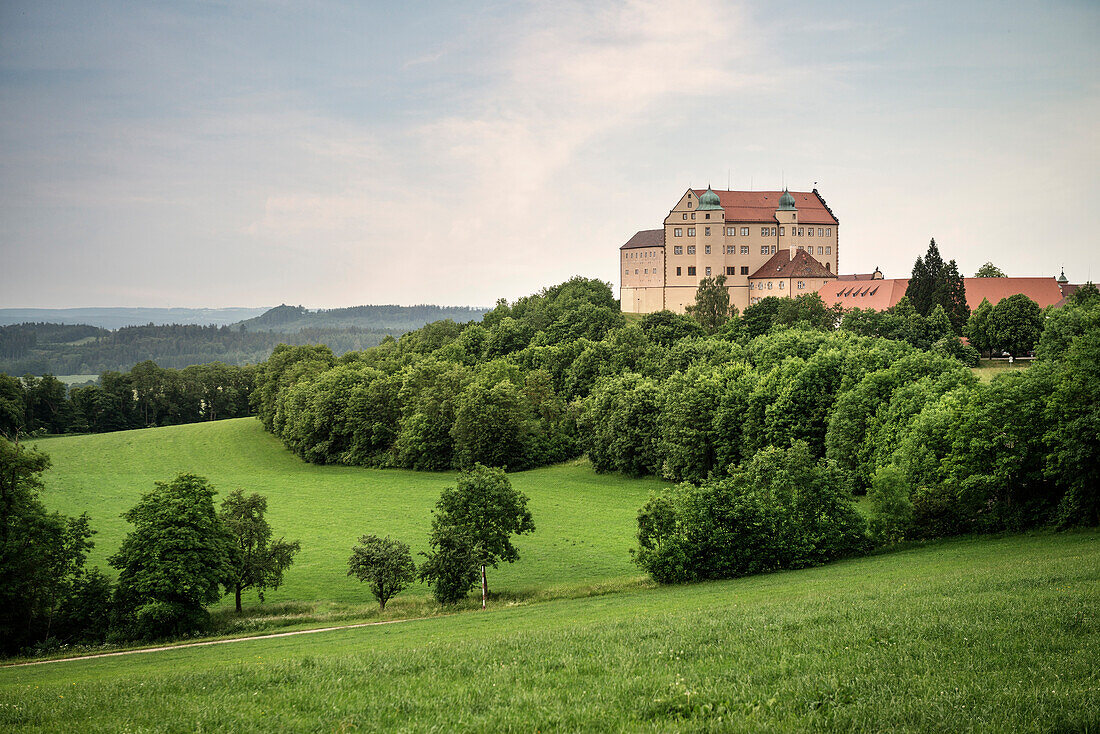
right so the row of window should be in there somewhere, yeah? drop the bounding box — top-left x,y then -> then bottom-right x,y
750,280 -> 810,291
625,250 -> 658,259
798,245 -> 832,255
672,225 -> 833,238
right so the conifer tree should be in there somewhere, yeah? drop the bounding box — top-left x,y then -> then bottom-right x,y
905,239 -> 969,333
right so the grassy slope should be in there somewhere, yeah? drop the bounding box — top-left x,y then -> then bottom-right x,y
2,531 -> 1096,732
34,419 -> 669,606
971,360 -> 1030,382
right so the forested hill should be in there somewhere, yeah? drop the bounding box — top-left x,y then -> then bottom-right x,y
0,322 -> 403,375
0,307 -> 268,329
0,304 -> 491,375
233,304 -> 490,332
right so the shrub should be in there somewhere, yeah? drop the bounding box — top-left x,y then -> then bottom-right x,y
867,465 -> 913,543
634,442 -> 867,583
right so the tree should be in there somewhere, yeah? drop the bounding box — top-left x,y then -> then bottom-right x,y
0,438 -> 97,652
110,473 -> 234,639
419,464 -> 534,605
220,490 -> 300,613
867,465 -> 913,543
905,239 -> 969,332
686,275 -> 736,333
974,262 -> 1006,278
965,298 -> 994,359
639,310 -> 706,348
1044,330 -> 1100,527
989,294 -> 1042,357
347,535 -> 416,611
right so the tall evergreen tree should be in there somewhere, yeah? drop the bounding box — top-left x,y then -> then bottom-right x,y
905,239 -> 969,333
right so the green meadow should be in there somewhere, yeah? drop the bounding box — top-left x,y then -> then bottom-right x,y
33,418 -> 669,608
2,530 -> 1096,732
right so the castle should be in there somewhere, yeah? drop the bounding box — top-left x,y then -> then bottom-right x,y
621,186 -> 1078,313
620,186 -> 839,313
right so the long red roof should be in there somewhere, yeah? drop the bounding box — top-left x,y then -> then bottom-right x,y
691,189 -> 839,225
819,277 -> 1069,311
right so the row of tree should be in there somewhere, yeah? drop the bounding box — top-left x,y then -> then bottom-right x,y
0,361 -> 255,439
0,446 -> 300,654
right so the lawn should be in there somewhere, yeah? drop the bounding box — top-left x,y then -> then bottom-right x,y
34,418 -> 670,608
2,530 -> 1096,732
971,359 -> 1030,382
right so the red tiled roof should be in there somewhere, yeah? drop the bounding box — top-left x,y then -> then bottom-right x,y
749,249 -> 836,280
691,189 -> 839,225
819,277 -> 1069,311
837,272 -> 882,281
621,229 -> 664,250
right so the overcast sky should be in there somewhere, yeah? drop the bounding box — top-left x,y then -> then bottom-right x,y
1,0 -> 1097,308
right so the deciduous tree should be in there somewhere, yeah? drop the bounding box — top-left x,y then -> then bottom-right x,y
347,534 -> 416,611
220,490 -> 300,613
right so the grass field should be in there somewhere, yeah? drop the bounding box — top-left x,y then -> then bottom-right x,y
2,530 -> 1096,732
971,359 -> 1030,382
34,418 -> 669,609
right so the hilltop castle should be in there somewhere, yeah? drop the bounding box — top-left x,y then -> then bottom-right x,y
620,186 -> 839,313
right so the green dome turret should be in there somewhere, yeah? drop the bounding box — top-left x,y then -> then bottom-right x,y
778,188 -> 796,211
697,186 -> 723,210
1058,267 -> 1068,284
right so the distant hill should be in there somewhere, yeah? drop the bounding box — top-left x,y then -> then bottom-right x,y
0,303 -> 491,376
0,307 -> 269,330
234,304 -> 490,333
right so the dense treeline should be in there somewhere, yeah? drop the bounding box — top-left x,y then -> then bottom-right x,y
0,361 -> 255,437
255,276 -> 1100,556
240,303 -> 490,332
0,321 -> 401,375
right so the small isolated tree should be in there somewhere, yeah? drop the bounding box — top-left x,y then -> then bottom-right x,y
686,275 -> 735,333
974,262 -> 1006,278
990,294 -> 1042,357
347,535 -> 416,611
868,465 -> 913,543
419,464 -> 534,605
110,473 -> 234,640
220,490 -> 301,613
417,524 -> 480,605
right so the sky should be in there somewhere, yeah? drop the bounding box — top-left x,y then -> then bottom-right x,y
1,0 -> 1097,308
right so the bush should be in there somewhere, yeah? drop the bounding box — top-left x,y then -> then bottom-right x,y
129,601 -> 211,641
932,336 -> 980,367
634,442 -> 867,583
867,466 -> 913,543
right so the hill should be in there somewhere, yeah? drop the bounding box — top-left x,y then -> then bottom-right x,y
34,418 -> 668,605
0,307 -> 268,330
2,529 -> 1095,731
233,303 -> 490,333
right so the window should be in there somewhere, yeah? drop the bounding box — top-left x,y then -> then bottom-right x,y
826,228 -> 831,236
779,227 -> 785,236
726,267 -> 735,275
818,246 -> 824,255
808,228 -> 814,237
687,266 -> 697,276
705,245 -> 711,254
797,245 -> 804,251
687,245 -> 696,255
825,246 -> 831,255
644,269 -> 647,274
740,266 -> 749,275
761,227 -> 769,237
749,282 -> 754,290
676,266 -> 682,275
768,282 -> 773,290
674,245 -> 682,255
818,228 -> 824,237
761,246 -> 769,255
726,227 -> 735,236
779,281 -> 785,289
687,228 -> 695,237
674,228 -> 682,237
687,201 -> 692,208
624,270 -> 628,275
741,227 -> 749,236
705,213 -> 710,219
691,213 -> 695,219
635,269 -> 639,274
705,267 -> 712,276
826,262 -> 831,272
683,213 -> 688,220
799,227 -> 804,236
771,246 -> 777,254
797,281 -> 806,290
740,245 -> 749,255
771,227 -> 777,236
704,227 -> 711,236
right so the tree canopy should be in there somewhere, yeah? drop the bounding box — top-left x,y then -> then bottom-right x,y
905,239 -> 970,332
974,262 -> 1007,278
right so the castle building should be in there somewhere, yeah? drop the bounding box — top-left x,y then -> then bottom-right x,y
620,186 -> 840,313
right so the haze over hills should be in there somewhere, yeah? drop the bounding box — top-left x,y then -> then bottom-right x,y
0,303 -> 491,375
0,307 -> 270,330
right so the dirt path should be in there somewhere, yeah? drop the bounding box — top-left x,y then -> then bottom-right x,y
4,615 -> 436,668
